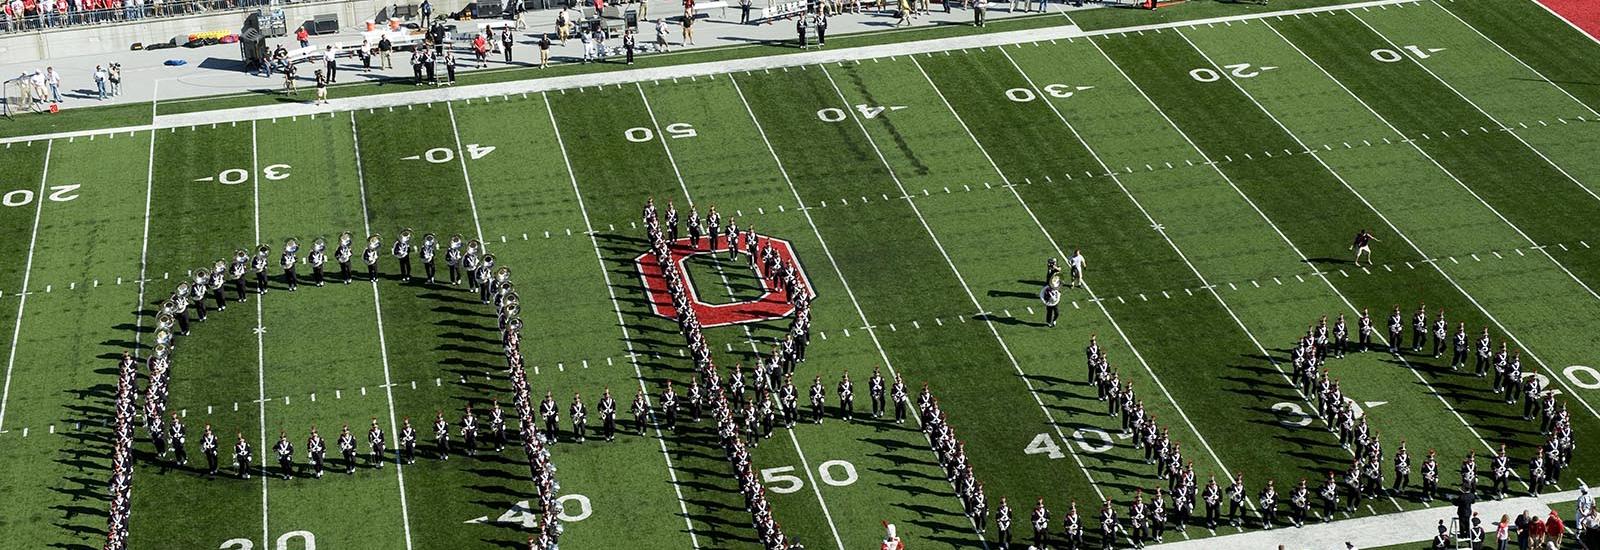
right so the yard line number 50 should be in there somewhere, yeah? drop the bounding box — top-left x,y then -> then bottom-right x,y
760,460 -> 859,493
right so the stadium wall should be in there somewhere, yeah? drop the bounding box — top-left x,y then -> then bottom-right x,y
0,0 -> 467,64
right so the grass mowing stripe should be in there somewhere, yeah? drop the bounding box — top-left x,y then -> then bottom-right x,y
0,140 -> 50,434
135,123 -> 264,548
1013,33 -> 1507,505
1434,0 -> 1600,112
633,81 -> 849,550
452,94 -> 697,549
1262,15 -> 1600,421
1422,0 -> 1600,120
539,91 -> 705,550
724,74 -> 993,548
734,65 -> 1097,542
1186,15 -> 1600,482
917,48 -> 1245,485
351,106 -> 530,548
913,48 -> 1351,501
548,85 -> 761,548
1096,27 -> 1600,484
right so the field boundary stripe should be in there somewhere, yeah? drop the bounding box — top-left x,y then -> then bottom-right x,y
541,91 -> 702,550
727,72 -> 998,546
0,140 -> 51,433
911,53 -> 1240,485
1516,0 -> 1600,48
0,0 -> 1425,147
348,111 -> 417,550
817,61 -> 1106,507
633,81 -> 846,550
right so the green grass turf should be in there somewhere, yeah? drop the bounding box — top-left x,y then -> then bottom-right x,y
2,1 -> 1600,548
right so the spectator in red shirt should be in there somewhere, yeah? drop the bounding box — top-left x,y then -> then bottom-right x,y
1529,516 -> 1546,549
1547,511 -> 1566,548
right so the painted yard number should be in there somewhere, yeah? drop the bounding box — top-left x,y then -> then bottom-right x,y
220,531 -> 314,550
195,165 -> 291,185
1371,45 -> 1444,63
760,460 -> 859,494
625,123 -> 698,142
2,184 -> 79,207
403,144 -> 496,163
490,494 -> 593,527
1026,430 -> 1126,457
1190,63 -> 1274,83
817,105 -> 910,121
1004,85 -> 1093,103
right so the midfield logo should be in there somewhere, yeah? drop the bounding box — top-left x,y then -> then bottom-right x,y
634,236 -> 814,327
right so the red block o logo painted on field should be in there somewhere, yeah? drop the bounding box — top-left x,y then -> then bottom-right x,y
635,236 -> 814,327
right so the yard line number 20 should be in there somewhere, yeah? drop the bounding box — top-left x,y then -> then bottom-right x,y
1,184 -> 79,207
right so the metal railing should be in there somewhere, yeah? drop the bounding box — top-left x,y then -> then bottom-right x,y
1,0 -> 316,35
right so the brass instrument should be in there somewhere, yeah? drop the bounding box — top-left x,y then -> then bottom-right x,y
339,231 -> 353,249
284,237 -> 300,255
312,236 -> 327,253
160,300 -> 177,317
367,234 -> 382,250
152,343 -> 169,358
448,234 -> 463,250
493,266 -> 511,284
399,228 -> 413,245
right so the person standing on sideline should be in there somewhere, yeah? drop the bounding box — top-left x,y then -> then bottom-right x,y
93,65 -> 107,100
655,19 -> 670,51
580,29 -> 593,63
556,9 -> 570,45
1041,276 -> 1062,328
896,0 -> 911,26
43,66 -> 60,103
972,0 -> 986,26
795,12 -> 806,47
681,9 -> 695,45
816,10 -> 826,45
322,45 -> 338,83
1067,248 -> 1086,288
296,25 -> 310,48
1351,229 -> 1379,266
420,0 -> 432,22
443,50 -> 457,84
739,0 -> 750,23
623,29 -> 636,64
538,33 -> 551,68
313,69 -> 328,104
379,35 -> 393,69
501,29 -> 514,63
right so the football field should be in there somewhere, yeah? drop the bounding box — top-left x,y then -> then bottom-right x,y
3,0 -> 1600,548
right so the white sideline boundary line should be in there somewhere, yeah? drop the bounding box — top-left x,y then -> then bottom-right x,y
249,120 -> 271,550
909,54 -> 1241,485
541,91 -> 703,550
726,72 -> 997,548
1347,10 -> 1600,215
1518,0 -> 1600,49
348,111 -> 417,550
0,140 -> 51,433
633,81 -> 847,550
816,62 -> 1108,510
0,0 -> 1424,147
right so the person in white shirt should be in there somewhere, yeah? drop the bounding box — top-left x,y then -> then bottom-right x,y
45,67 -> 60,103
323,46 -> 338,83
1067,249 -> 1086,288
93,65 -> 108,100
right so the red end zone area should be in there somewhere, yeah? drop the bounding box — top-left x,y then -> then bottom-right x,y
635,236 -> 814,327
1537,0 -> 1600,42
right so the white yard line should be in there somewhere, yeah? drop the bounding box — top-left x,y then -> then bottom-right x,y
726,72 -> 1000,547
1347,10 -> 1600,209
910,53 -> 1239,484
1248,17 -> 1565,475
816,63 -> 1108,508
1229,22 -> 1600,422
348,111 -> 417,550
633,82 -> 847,550
444,103 -> 488,246
541,91 -> 702,550
0,140 -> 52,433
0,0 -> 1427,147
249,120 -> 271,550
1429,0 -> 1600,119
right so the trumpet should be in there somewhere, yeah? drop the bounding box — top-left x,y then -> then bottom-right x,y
312,236 -> 327,253
285,237 -> 300,255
